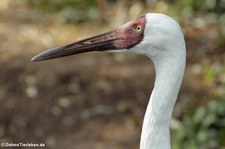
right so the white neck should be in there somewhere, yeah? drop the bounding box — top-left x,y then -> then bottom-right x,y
140,46 -> 186,149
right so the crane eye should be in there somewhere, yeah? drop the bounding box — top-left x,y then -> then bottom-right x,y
134,25 -> 142,31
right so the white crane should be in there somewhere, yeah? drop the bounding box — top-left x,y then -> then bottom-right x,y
32,13 -> 186,149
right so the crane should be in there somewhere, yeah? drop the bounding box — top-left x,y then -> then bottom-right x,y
32,13 -> 186,149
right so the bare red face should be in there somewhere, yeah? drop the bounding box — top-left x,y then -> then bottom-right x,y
114,16 -> 146,49
31,16 -> 146,62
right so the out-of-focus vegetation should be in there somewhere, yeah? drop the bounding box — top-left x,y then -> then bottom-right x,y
25,0 -> 98,23
0,0 -> 225,149
172,98 -> 225,149
26,0 -> 225,41
172,0 -> 225,43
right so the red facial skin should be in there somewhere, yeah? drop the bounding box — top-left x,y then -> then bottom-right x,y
114,16 -> 146,49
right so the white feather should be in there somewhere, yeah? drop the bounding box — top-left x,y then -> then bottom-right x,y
130,13 -> 186,149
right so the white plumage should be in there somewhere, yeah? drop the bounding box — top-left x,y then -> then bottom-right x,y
136,13 -> 186,149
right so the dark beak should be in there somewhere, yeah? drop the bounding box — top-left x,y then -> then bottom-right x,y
31,15 -> 146,62
31,30 -> 120,62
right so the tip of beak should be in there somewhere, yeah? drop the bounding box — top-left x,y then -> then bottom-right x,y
31,54 -> 45,62
31,47 -> 59,62
31,57 -> 37,62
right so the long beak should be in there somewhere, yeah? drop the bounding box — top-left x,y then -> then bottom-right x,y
31,30 -> 121,62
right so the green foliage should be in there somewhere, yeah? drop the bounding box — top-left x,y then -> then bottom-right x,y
25,0 -> 97,23
204,65 -> 217,83
173,0 -> 220,13
172,99 -> 225,149
28,0 -> 96,12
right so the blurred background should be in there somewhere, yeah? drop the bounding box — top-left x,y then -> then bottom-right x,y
0,0 -> 225,149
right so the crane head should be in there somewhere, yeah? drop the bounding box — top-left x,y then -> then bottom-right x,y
31,13 -> 184,62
